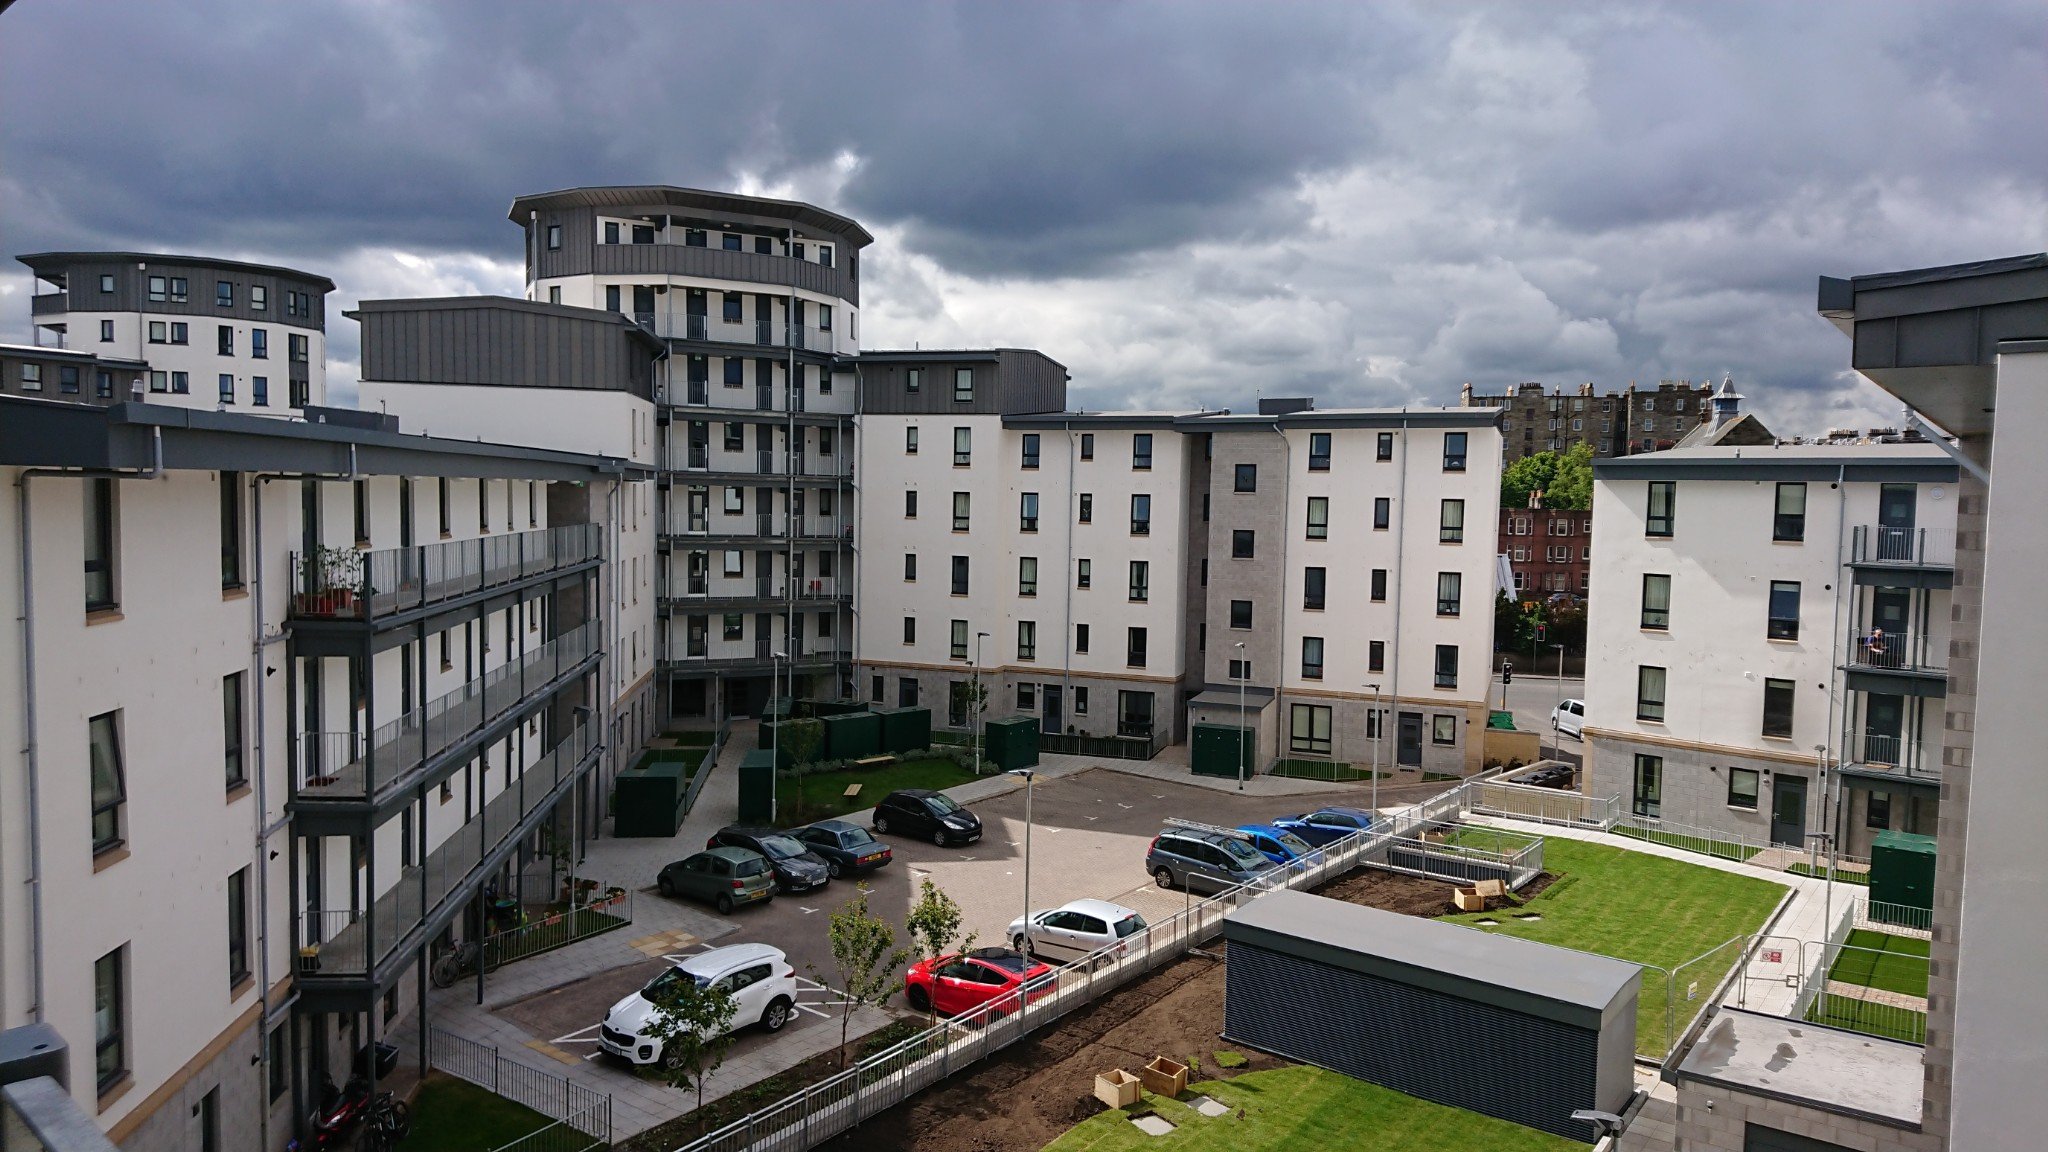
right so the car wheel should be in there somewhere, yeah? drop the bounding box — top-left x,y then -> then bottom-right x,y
1154,867 -> 1176,890
1011,934 -> 1030,955
827,859 -> 844,879
658,876 -> 674,898
716,893 -> 735,915
661,1044 -> 684,1071
932,827 -> 949,848
905,984 -> 931,1013
762,996 -> 793,1032
874,814 -> 891,835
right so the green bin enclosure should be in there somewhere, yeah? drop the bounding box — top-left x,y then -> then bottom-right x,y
1868,830 -> 1936,925
873,707 -> 933,754
1487,709 -> 1518,731
613,761 -> 687,837
822,711 -> 882,760
1191,723 -> 1253,778
801,699 -> 868,719
982,715 -> 1040,770
736,749 -> 779,825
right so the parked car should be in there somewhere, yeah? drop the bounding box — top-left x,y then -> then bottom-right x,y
1272,806 -> 1379,847
1146,825 -> 1281,893
1517,763 -> 1576,789
1008,899 -> 1149,964
656,847 -> 776,914
790,819 -> 894,878
707,826 -> 831,894
903,947 -> 1055,1018
1551,698 -> 1586,739
1236,824 -> 1318,866
872,788 -> 983,847
599,943 -> 797,1066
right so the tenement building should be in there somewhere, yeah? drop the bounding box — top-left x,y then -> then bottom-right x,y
1462,378 -> 1714,461
1500,502 -> 1592,598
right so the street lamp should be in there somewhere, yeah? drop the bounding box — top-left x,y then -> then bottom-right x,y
972,631 -> 990,773
1234,641 -> 1248,791
1365,682 -> 1382,817
771,651 -> 789,822
1008,768 -> 1036,955
1548,642 -> 1566,760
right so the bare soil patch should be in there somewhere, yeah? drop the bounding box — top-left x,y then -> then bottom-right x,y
1309,867 -> 1557,916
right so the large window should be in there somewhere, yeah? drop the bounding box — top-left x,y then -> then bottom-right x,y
1126,627 -> 1148,668
950,620 -> 969,660
1289,704 -> 1333,754
1641,574 -> 1671,630
1763,678 -> 1796,738
1232,529 -> 1254,559
1303,567 -> 1326,611
1646,481 -> 1676,537
1018,557 -> 1038,597
1439,498 -> 1464,543
1636,665 -> 1667,721
1118,690 -> 1155,737
1767,581 -> 1801,640
1305,497 -> 1329,540
950,556 -> 969,596
1234,464 -> 1257,492
1632,754 -> 1662,818
1774,482 -> 1807,542
90,711 -> 125,853
1019,492 -> 1039,532
219,472 -> 243,589
1434,645 -> 1459,689
1130,494 -> 1151,535
1308,433 -> 1331,471
1442,432 -> 1468,471
1728,767 -> 1760,810
1132,434 -> 1153,470
953,427 -> 972,466
227,867 -> 250,987
1436,572 -> 1462,617
223,672 -> 246,790
1128,560 -> 1150,602
1021,434 -> 1040,470
952,492 -> 970,532
1230,600 -> 1253,629
95,947 -> 125,1091
1301,637 -> 1325,680
1017,621 -> 1037,660
84,478 -> 117,611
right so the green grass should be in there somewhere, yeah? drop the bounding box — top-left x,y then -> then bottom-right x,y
1268,758 -> 1385,782
1441,839 -> 1786,1055
776,757 -> 980,822
1828,930 -> 1929,999
1046,1066 -> 1578,1152
402,1074 -> 575,1151
1610,822 -> 1751,863
1805,996 -> 1927,1044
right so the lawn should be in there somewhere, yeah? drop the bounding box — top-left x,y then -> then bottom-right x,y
776,757 -> 981,823
1828,929 -> 1929,999
401,1074 -> 574,1151
1045,1065 -> 1578,1152
1441,838 -> 1787,1055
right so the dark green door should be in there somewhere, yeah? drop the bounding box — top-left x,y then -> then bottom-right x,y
1771,775 -> 1808,847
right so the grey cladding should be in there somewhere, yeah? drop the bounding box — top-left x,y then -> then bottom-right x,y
18,252 -> 332,330
351,297 -> 659,400
858,349 -> 1067,415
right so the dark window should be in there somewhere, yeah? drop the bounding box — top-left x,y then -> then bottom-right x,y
1075,687 -> 1089,714
905,490 -> 918,518
1302,637 -> 1325,680
953,368 -> 973,402
683,228 -> 705,247
227,867 -> 250,986
95,947 -> 125,1091
1126,627 -> 1148,668
953,492 -> 970,531
85,478 -> 117,611
1774,482 -> 1807,542
1442,432 -> 1467,471
438,478 -> 451,535
1077,559 -> 1091,588
1075,623 -> 1090,653
1727,767 -> 1760,810
170,277 -> 188,302
1304,567 -> 1326,610
1132,434 -> 1153,470
216,280 -> 234,307
951,556 -> 969,596
1632,754 -> 1662,817
251,377 -> 268,407
1228,658 -> 1251,680
546,224 -> 561,249
1641,574 -> 1671,629
268,1026 -> 289,1101
1080,433 -> 1094,460
251,328 -> 267,359
1376,431 -> 1393,460
1021,434 -> 1040,469
100,319 -> 113,343
1373,497 -> 1391,529
950,620 -> 969,660
223,672 -> 246,789
903,617 -> 916,644
1370,569 -> 1387,601
1768,581 -> 1801,640
95,370 -> 112,398
1763,678 -> 1795,738
217,472 -> 243,589
1118,689 -> 1154,737
90,711 -> 125,852
1017,620 -> 1037,660
899,678 -> 919,707
1637,665 -> 1667,721
1646,481 -> 1676,537
904,553 -> 917,581
1440,499 -> 1464,543
1230,600 -> 1253,629
954,426 -> 972,465
1369,640 -> 1385,673
1867,789 -> 1892,829
1078,493 -> 1093,523
99,273 -> 115,293
58,366 -> 79,394
1308,433 -> 1332,471
604,221 -> 620,244
1436,572 -> 1462,616
218,374 -> 235,403
905,426 -> 919,455
1128,560 -> 1150,602
1019,556 -> 1038,596
906,367 -> 922,393
1130,494 -> 1151,535
1232,529 -> 1254,559
1019,492 -> 1039,532
1306,497 -> 1328,539
351,479 -> 370,545
1434,645 -> 1458,689
1234,464 -> 1257,492
172,322 -> 189,344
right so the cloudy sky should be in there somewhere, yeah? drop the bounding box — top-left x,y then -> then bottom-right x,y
3,1 -> 2043,433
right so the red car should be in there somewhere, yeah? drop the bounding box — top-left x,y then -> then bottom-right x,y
904,948 -> 1056,1018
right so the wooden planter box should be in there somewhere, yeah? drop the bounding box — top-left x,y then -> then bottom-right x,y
1454,887 -> 1486,912
1094,1069 -> 1141,1109
1139,1056 -> 1188,1097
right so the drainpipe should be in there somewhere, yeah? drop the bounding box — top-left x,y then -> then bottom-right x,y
1824,464 -> 1847,856
14,426 -> 164,1023
1061,420 -> 1077,732
1270,419 -> 1293,773
1387,413 -> 1410,773
785,228 -> 798,694
850,362 -> 866,699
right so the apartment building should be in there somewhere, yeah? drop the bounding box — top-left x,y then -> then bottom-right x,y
0,343 -> 150,406
1499,505 -> 1592,598
1462,378 -> 1713,461
510,186 -> 870,720
22,253 -> 331,412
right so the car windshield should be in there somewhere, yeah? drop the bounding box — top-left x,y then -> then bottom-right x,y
1275,831 -> 1314,856
1219,837 -> 1265,864
758,835 -> 806,859
975,950 -> 1033,974
1113,914 -> 1148,938
733,857 -> 768,878
643,967 -> 709,997
924,794 -> 963,816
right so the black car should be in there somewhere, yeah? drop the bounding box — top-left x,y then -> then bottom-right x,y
706,826 -> 831,894
873,789 -> 982,847
790,819 -> 895,878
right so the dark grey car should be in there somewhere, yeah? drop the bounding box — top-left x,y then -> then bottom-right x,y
1145,827 -> 1281,894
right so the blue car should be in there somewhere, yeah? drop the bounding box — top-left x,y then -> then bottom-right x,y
1272,806 -> 1378,847
1236,824 -> 1318,866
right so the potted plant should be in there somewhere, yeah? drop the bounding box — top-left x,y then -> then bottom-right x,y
317,546 -> 363,613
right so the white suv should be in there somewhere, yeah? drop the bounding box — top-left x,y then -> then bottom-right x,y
1008,899 -> 1149,965
1551,698 -> 1585,739
599,943 -> 797,1066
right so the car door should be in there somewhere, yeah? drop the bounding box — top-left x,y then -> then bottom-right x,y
680,856 -> 712,902
1071,914 -> 1109,957
703,855 -> 733,902
728,963 -> 771,1027
889,797 -> 926,837
933,959 -> 979,1015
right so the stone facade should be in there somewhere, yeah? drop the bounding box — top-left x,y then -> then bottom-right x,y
1462,380 -> 1713,462
1671,1083 -> 1936,1152
1500,505 -> 1592,598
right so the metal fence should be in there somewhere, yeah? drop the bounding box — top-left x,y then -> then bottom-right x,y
1853,893 -> 1932,935
430,1028 -> 612,1142
1466,777 -> 1619,828
489,1103 -> 613,1152
1795,939 -> 1929,1045
1375,827 -> 1545,890
1036,729 -> 1167,760
481,887 -> 634,971
682,723 -> 730,816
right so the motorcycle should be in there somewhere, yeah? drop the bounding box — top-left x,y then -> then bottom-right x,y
288,1073 -> 411,1152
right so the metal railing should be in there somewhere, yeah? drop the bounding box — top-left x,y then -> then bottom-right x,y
1795,939 -> 1929,1044
680,723 -> 729,817
431,1028 -> 612,1142
296,620 -> 600,799
1466,775 -> 1619,828
1849,523 -> 1952,568
488,1103 -> 612,1152
1847,630 -> 1945,675
1037,729 -> 1168,761
1853,893 -> 1933,934
480,887 -> 633,971
290,523 -> 602,622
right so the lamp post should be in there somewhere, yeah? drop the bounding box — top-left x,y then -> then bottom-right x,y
1008,768 -> 1036,955
771,650 -> 788,822
1366,682 -> 1382,817
972,630 -> 990,773
1234,641 -> 1248,791
1548,642 -> 1565,760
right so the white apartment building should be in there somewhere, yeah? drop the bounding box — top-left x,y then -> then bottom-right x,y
23,253 -> 330,412
1583,444 -> 1957,858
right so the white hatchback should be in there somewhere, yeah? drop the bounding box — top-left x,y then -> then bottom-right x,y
599,943 -> 797,1066
1551,698 -> 1586,739
1008,899 -> 1149,965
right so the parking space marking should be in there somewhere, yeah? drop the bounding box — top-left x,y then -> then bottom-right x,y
552,1023 -> 603,1047
799,905 -> 819,914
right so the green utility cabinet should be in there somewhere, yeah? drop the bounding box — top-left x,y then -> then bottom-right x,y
982,716 -> 1040,770
1868,830 -> 1937,925
612,761 -> 688,838
1191,723 -> 1254,779
822,711 -> 882,760
873,707 -> 933,754
736,749 -> 779,825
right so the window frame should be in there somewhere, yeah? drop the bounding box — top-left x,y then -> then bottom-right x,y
1636,665 -> 1667,722
1077,558 -> 1092,589
1774,482 -> 1807,542
85,478 -> 117,612
1727,767 -> 1761,811
953,426 -> 972,466
89,711 -> 125,853
1632,754 -> 1662,818
953,367 -> 974,402
1301,636 -> 1325,680
1233,463 -> 1257,492
1376,431 -> 1393,461
1308,432 -> 1332,471
1432,714 -> 1457,745
95,947 -> 126,1092
223,671 -> 246,790
1126,627 -> 1148,668
1646,481 -> 1676,537
1130,494 -> 1151,536
1436,571 -> 1462,617
950,620 -> 969,661
1762,678 -> 1796,738
1305,496 -> 1329,540
1289,703 -> 1333,754
1303,566 -> 1326,611
1229,600 -> 1253,630
1373,497 -> 1390,530
1442,431 -> 1468,471
1433,644 -> 1458,689
1439,498 -> 1464,543
952,492 -> 970,532
1231,529 -> 1254,559
1019,492 -> 1039,532
1132,433 -> 1153,471
905,426 -> 919,455
1641,573 -> 1671,630
227,867 -> 251,987
1767,580 -> 1801,641
1021,433 -> 1040,470
1016,620 -> 1037,661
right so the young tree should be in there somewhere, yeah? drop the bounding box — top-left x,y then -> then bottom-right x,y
782,717 -> 823,768
1494,589 -> 1528,654
643,975 -> 740,1127
1501,450 -> 1561,511
823,883 -> 908,1066
904,877 -> 976,1022
1544,442 -> 1595,510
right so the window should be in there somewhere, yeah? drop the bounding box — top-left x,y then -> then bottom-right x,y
19,364 -> 41,391
148,275 -> 166,302
218,374 -> 235,403
723,548 -> 744,576
906,367 -> 922,393
902,617 -> 916,644
252,376 -> 269,406
1128,560 -> 1150,602
953,427 -> 972,465
1289,566 -> 1324,612
216,280 -> 234,307
96,272 -> 115,294
227,867 -> 250,987
1078,493 -> 1092,523
1019,557 -> 1038,596
1019,492 -> 1039,532
1290,704 -> 1333,754
898,677 -> 919,708
1370,569 -> 1387,602
1075,687 -> 1089,714
1230,600 -> 1253,629
1306,497 -> 1329,540
250,328 -> 268,359
1302,637 -> 1325,679
437,477 -> 451,535
952,492 -> 970,531
1436,572 -> 1462,616
1774,483 -> 1807,542
1080,433 -> 1094,460
1075,623 -> 1090,652
170,277 -> 188,303
1646,481 -> 1675,537
1767,581 -> 1801,640
1439,498 -> 1464,543
100,319 -> 114,343
950,620 -> 969,660
85,478 -> 117,611
546,224 -> 562,249
1308,432 -> 1331,471
1077,559 -> 1091,588
905,426 -> 919,455
819,244 -> 834,267
1632,754 -> 1662,818
1373,497 -> 1391,530
1232,529 -> 1254,559
1376,431 -> 1394,461
1867,790 -> 1892,830
1016,682 -> 1036,711
1234,463 -> 1257,492
149,321 -> 167,345
1433,715 -> 1457,745
95,947 -> 125,1091
1021,434 -> 1040,469
951,556 -> 970,595
818,304 -> 833,332
1637,666 -> 1667,721
1126,627 -> 1148,667
1763,678 -> 1795,738
1728,767 -> 1761,810
90,711 -> 125,852
954,368 -> 974,402
1641,574 -> 1670,629
1443,432 -> 1467,471
1228,658 -> 1251,680
1132,434 -> 1153,470
222,672 -> 246,789
54,365 -> 78,394
250,284 -> 266,311
1368,640 -> 1385,673
95,370 -> 112,398
1434,645 -> 1458,689
1017,621 -> 1037,660
904,490 -> 918,519
1200,558 -> 1207,586
1130,494 -> 1151,535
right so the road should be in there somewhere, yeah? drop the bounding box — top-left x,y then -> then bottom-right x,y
1486,672 -> 1586,765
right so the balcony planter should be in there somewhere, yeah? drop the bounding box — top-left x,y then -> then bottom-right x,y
297,946 -> 321,974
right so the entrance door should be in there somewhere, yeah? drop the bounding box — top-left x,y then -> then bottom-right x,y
1397,713 -> 1424,767
1042,686 -> 1063,734
1770,775 -> 1809,847
1877,484 -> 1917,560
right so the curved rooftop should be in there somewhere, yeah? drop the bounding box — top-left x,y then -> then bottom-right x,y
508,186 -> 873,247
18,251 -> 336,292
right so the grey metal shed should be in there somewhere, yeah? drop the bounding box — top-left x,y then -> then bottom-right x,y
1223,890 -> 1639,1142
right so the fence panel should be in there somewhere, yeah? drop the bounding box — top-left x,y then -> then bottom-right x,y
489,1103 -> 611,1152
1798,940 -> 1929,1045
429,1028 -> 611,1141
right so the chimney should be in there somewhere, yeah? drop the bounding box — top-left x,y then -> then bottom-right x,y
1460,382 -> 1473,406
1528,489 -> 1544,510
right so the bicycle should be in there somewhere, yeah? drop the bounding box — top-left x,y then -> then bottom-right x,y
427,938 -> 501,989
352,1092 -> 411,1152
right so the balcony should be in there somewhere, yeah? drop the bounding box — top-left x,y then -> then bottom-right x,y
1843,729 -> 1940,783
1843,629 -> 1947,699
29,292 -> 68,317
290,523 -> 602,624
660,646 -> 851,676
296,621 -> 599,803
639,312 -> 841,355
658,456 -> 853,484
297,726 -> 596,984
1849,524 -> 1954,572
658,585 -> 849,614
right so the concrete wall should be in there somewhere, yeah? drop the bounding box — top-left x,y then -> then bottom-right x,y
1671,1081 -> 1936,1152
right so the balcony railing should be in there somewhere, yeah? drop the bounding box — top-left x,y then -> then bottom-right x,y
1849,524 -> 1953,568
1845,729 -> 1939,780
1847,629 -> 1946,676
290,523 -> 602,623
297,621 -> 599,801
30,292 -> 69,317
641,312 -> 838,353
297,726 -> 596,979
